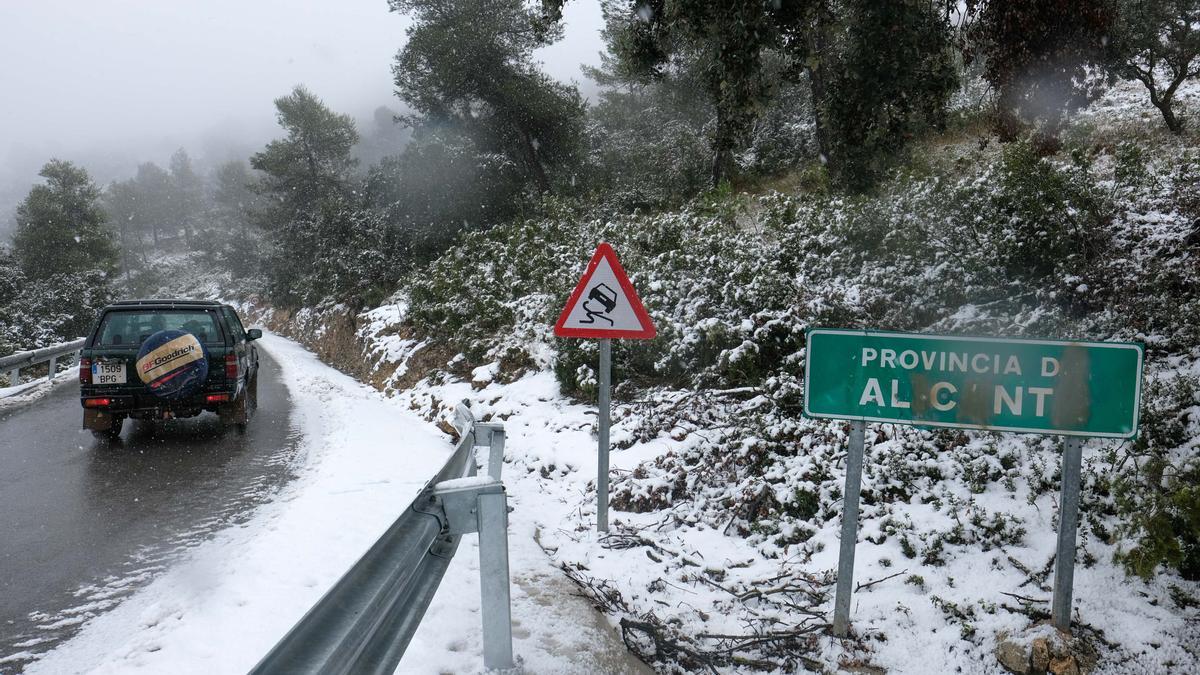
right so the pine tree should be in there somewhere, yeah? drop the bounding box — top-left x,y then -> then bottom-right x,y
210,160 -> 266,280
250,85 -> 359,222
169,148 -> 205,240
132,162 -> 173,248
12,160 -> 117,282
390,0 -> 586,194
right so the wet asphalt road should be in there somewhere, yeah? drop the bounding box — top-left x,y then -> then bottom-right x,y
0,349 -> 299,670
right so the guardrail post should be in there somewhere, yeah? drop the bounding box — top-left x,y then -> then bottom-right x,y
6,366 -> 18,388
433,477 -> 515,671
251,414 -> 511,674
478,489 -> 514,670
48,355 -> 58,382
436,475 -> 516,667
475,423 -> 506,481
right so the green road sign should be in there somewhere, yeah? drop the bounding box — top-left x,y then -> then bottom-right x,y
804,329 -> 1144,438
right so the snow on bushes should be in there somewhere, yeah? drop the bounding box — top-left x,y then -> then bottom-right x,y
386,130 -> 1200,671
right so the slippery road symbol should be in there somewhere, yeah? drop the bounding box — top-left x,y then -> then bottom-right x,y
580,283 -> 617,325
554,242 -> 656,339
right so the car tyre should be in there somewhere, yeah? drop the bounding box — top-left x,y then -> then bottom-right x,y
224,378 -> 255,435
248,370 -> 259,412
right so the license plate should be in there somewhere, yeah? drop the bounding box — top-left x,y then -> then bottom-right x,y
93,360 -> 126,385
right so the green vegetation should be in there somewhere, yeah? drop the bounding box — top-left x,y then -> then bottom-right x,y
1,161 -> 116,354
11,160 -> 117,282
400,128 -> 1200,580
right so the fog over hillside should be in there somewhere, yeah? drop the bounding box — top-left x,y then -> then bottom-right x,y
0,0 -> 604,238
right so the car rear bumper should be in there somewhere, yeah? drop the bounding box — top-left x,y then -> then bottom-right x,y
80,386 -> 238,421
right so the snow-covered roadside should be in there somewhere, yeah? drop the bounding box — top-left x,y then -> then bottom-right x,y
27,333 -> 455,674
401,371 -> 652,675
361,288 -> 1199,675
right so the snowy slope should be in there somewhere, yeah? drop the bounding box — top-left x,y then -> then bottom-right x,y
382,329 -> 1200,675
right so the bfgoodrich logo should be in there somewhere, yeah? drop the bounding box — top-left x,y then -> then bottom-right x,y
137,333 -> 205,385
141,344 -> 197,373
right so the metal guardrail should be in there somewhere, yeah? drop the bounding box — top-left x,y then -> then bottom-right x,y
250,404 -> 513,674
1,338 -> 86,392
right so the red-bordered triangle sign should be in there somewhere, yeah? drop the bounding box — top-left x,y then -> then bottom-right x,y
554,243 -> 656,339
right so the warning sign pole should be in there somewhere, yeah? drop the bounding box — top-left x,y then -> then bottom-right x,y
597,338 -> 612,532
553,242 -> 656,534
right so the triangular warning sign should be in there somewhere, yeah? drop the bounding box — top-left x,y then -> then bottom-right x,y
554,243 -> 656,339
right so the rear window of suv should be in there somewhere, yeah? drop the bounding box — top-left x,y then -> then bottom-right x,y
95,310 -> 225,347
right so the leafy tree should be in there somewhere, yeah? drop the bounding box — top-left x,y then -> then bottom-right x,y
211,160 -> 262,229
101,178 -> 147,276
353,106 -> 414,168
104,155 -> 202,266
169,148 -> 206,240
209,160 -> 265,280
366,127 -> 526,262
0,253 -> 22,357
131,161 -> 174,247
579,52 -> 714,208
966,0 -> 1114,140
250,85 -> 359,222
0,252 -> 20,309
821,0 -> 959,189
1,270 -> 114,348
250,86 -> 361,305
582,0 -> 814,186
264,197 -> 405,308
12,160 -> 118,282
390,0 -> 587,194
1108,0 -> 1200,133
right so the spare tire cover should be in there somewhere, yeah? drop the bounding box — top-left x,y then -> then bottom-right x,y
135,329 -> 209,400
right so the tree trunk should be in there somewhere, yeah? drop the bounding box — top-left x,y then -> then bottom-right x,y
711,103 -> 736,187
1139,68 -> 1185,134
1156,73 -> 1186,134
519,129 -> 551,193
807,6 -> 833,170
1155,98 -> 1182,133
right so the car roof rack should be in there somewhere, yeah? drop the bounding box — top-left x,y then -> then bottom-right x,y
109,299 -> 224,307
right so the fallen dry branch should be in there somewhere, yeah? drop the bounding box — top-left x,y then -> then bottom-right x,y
856,569 -> 908,592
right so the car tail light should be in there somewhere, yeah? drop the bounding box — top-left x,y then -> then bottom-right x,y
225,354 -> 239,380
206,393 -> 231,403
83,397 -> 111,408
79,358 -> 92,385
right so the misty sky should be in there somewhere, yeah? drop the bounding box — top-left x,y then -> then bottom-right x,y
0,0 -> 605,230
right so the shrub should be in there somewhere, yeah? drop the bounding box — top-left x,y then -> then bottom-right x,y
1113,375 -> 1200,580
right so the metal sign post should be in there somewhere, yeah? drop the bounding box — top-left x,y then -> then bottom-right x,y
597,339 -> 612,532
832,420 -> 866,637
553,243 -> 656,533
1051,436 -> 1084,630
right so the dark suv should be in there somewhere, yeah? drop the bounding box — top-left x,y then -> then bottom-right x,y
79,300 -> 261,439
